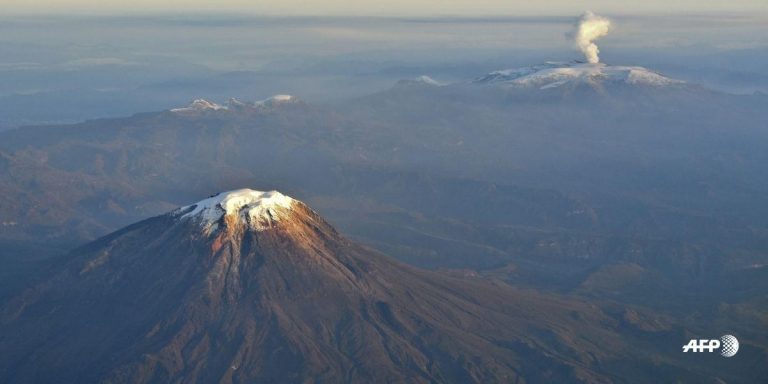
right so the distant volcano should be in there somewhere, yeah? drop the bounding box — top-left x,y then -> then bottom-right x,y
474,62 -> 684,90
0,189 -> 712,383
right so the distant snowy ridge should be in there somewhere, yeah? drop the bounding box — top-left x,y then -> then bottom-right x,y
170,95 -> 298,114
170,99 -> 227,113
256,94 -> 296,106
474,62 -> 684,89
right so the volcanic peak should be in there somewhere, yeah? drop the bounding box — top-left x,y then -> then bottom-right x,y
179,189 -> 295,232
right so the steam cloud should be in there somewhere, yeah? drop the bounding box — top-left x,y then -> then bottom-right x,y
574,11 -> 611,64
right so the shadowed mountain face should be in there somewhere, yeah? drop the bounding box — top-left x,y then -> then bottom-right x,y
0,189 -> 737,384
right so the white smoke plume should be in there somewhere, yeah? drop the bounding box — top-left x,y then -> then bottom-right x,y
573,11 -> 611,64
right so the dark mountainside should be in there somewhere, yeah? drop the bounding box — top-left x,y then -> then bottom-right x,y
0,190 -> 756,383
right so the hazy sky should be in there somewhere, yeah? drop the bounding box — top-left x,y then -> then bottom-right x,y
3,0 -> 768,16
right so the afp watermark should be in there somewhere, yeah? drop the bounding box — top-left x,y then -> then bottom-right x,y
683,335 -> 739,357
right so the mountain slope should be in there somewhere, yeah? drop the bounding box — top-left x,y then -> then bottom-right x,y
0,188 -> 723,384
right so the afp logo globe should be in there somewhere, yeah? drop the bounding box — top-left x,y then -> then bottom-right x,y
682,334 -> 739,357
720,335 -> 739,358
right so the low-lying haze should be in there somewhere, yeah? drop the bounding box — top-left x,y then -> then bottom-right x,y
0,12 -> 766,128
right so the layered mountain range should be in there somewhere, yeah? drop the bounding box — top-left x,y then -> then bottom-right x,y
1,63 -> 767,382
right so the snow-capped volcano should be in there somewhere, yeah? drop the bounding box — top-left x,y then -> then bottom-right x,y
179,189 -> 295,232
1,185 -> 652,383
170,99 -> 226,113
474,62 -> 684,89
169,95 -> 300,114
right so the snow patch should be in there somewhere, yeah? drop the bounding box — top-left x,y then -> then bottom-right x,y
256,94 -> 296,107
227,98 -> 247,108
416,75 -> 443,86
171,95 -> 299,114
171,99 -> 227,113
179,189 -> 295,231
